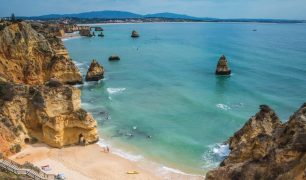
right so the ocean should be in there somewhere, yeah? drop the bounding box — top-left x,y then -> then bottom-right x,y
63,22 -> 306,174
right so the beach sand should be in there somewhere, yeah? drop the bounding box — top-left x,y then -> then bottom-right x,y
10,143 -> 204,180
61,32 -> 81,41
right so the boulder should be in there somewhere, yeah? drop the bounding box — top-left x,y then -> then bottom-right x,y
109,55 -> 120,61
131,30 -> 140,38
85,60 -> 104,81
215,55 -> 231,75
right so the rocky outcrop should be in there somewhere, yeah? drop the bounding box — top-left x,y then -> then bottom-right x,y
215,55 -> 231,75
109,55 -> 120,61
0,21 -> 98,156
206,103 -> 306,180
94,27 -> 103,31
85,60 -> 104,81
98,32 -> 104,37
131,30 -> 139,38
79,29 -> 92,37
0,22 -> 82,85
0,82 -> 98,152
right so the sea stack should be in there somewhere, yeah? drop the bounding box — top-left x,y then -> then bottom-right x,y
98,32 -> 104,37
85,60 -> 104,81
131,30 -> 140,38
94,27 -> 103,31
109,55 -> 120,61
215,55 -> 231,75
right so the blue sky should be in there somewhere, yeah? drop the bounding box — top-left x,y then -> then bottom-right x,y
1,0 -> 306,19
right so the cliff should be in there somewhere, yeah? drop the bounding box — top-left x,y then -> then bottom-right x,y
0,22 -> 82,85
206,104 -> 306,180
0,21 -> 98,156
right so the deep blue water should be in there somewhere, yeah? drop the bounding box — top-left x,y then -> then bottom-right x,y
64,22 -> 306,174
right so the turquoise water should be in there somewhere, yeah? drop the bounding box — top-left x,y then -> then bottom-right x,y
64,22 -> 306,174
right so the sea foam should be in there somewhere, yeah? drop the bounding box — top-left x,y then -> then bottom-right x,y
97,140 -> 143,162
202,143 -> 230,169
216,103 -> 231,111
107,88 -> 126,94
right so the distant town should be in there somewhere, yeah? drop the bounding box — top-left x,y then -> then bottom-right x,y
1,10 -> 305,24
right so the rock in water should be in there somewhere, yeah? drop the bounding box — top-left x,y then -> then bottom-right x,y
109,55 -> 120,61
94,27 -> 103,31
131,30 -> 140,38
215,55 -> 231,75
98,32 -> 104,37
85,60 -> 104,81
206,103 -> 306,180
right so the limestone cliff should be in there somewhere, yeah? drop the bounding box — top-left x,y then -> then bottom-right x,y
0,82 -> 98,152
206,104 -> 306,180
0,22 -> 82,85
0,21 -> 98,156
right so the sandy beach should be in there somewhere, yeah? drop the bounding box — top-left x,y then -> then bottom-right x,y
10,143 -> 204,180
61,32 -> 81,41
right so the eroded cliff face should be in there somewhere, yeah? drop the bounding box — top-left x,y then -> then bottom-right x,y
0,21 -> 98,156
206,104 -> 306,180
0,22 -> 82,85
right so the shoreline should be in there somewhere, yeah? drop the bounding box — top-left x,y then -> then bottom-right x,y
10,143 -> 205,180
61,32 -> 81,41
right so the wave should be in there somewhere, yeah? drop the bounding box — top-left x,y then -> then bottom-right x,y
211,144 -> 230,157
159,166 -> 191,176
201,143 -> 230,170
96,140 -> 143,162
62,36 -> 81,41
107,88 -> 126,94
216,103 -> 231,111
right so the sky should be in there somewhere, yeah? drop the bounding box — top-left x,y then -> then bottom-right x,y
0,0 -> 306,19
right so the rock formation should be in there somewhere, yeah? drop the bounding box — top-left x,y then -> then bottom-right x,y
0,22 -> 82,85
131,30 -> 140,38
0,82 -> 98,151
98,32 -> 104,37
0,21 -> 98,156
85,60 -> 104,81
215,55 -> 231,75
79,29 -> 92,37
206,103 -> 306,180
94,27 -> 103,31
109,55 -> 120,61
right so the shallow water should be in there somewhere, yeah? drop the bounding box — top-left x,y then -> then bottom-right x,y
64,22 -> 306,174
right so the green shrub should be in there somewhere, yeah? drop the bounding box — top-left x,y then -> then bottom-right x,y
10,144 -> 21,153
22,162 -> 41,173
76,108 -> 88,121
30,137 -> 38,144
